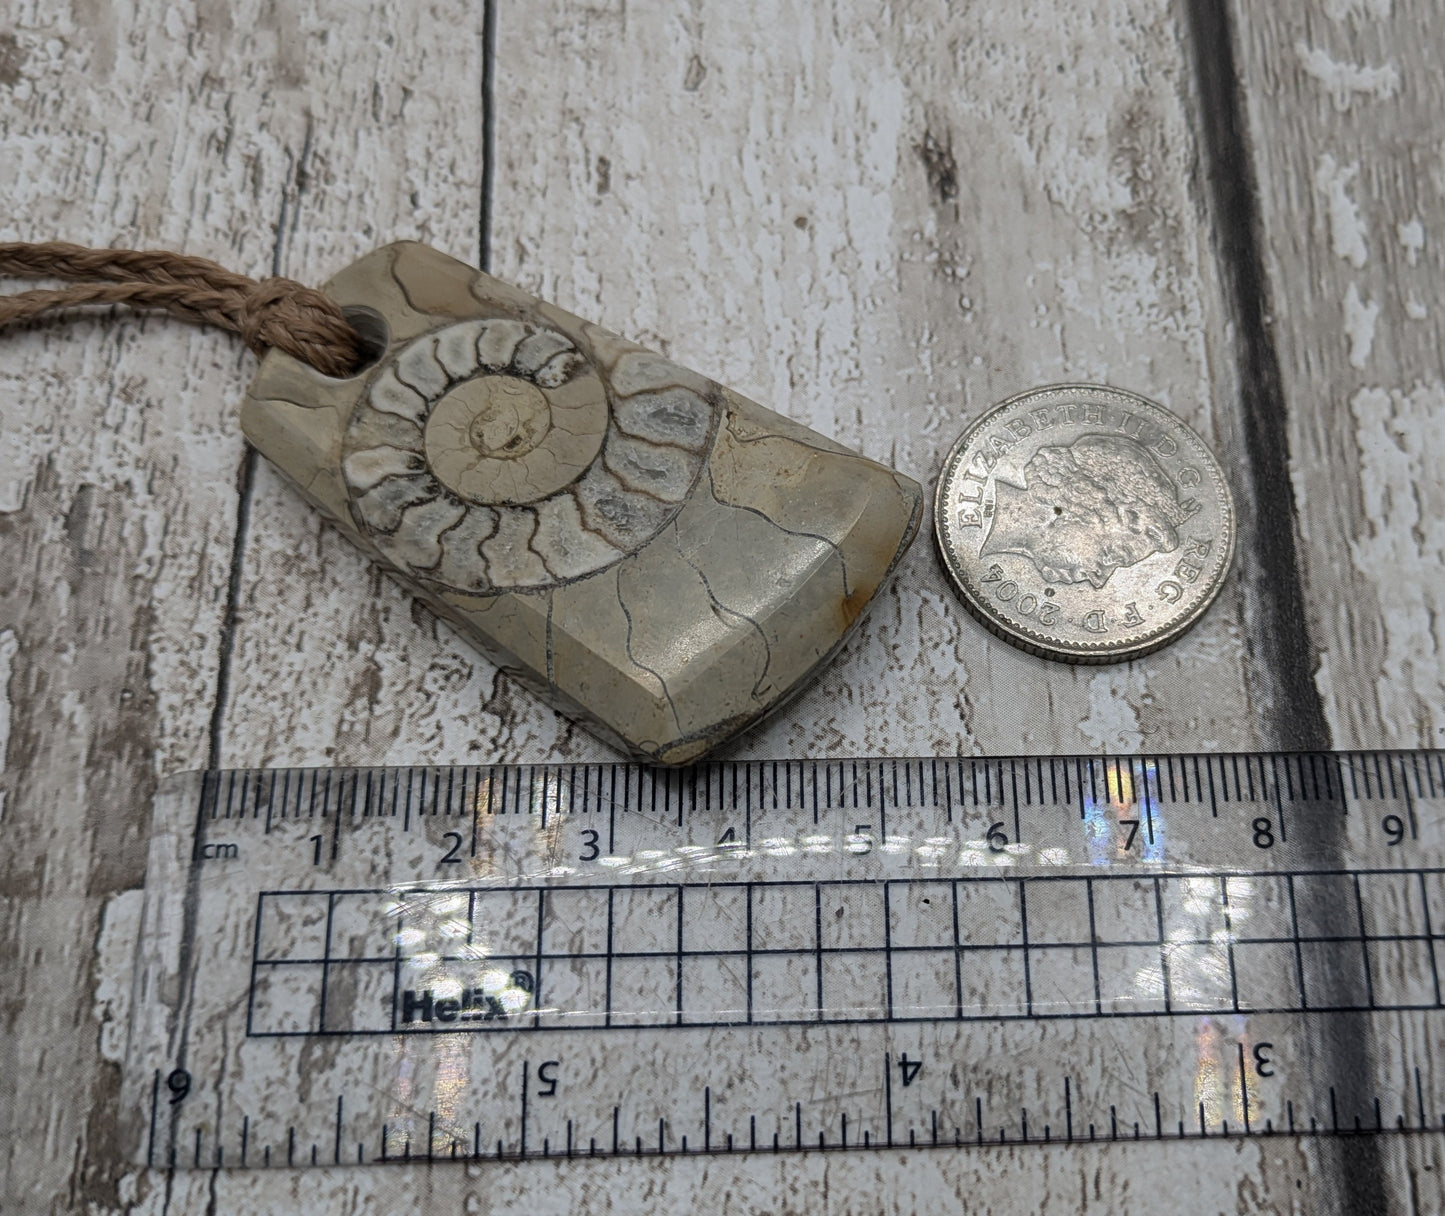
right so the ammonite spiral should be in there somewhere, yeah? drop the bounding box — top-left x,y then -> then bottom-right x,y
244,242 -> 924,765
339,318 -> 716,594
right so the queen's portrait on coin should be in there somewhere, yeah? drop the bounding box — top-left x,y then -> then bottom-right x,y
983,433 -> 1193,590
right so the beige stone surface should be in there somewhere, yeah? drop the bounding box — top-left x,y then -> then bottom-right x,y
244,242 -> 922,764
1,0 -> 1443,1212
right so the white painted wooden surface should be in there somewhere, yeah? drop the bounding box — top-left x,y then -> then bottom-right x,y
1,0 -> 1441,1211
1232,0 -> 1445,752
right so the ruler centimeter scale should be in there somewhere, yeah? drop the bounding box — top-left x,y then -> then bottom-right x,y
124,751 -> 1445,1170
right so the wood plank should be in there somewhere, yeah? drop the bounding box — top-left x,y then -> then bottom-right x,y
1231,0 -> 1445,749
2,0 -> 1438,1210
487,0 -> 1262,765
0,3 -> 482,1210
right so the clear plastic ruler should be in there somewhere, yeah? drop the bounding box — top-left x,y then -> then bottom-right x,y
122,752 -> 1445,1170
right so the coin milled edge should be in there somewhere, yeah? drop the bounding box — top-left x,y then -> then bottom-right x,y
932,383 -> 1236,664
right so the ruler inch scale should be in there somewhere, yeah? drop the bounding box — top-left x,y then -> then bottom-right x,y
124,750 -> 1445,1170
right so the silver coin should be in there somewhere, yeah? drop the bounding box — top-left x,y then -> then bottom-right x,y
934,384 -> 1235,663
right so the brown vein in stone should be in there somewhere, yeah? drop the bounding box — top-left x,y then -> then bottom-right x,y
719,423 -> 853,463
251,393 -> 340,415
606,393 -> 712,453
615,564 -> 682,733
561,488 -> 634,568
529,508 -> 578,584
705,464 -> 852,597
673,524 -> 774,700
389,358 -> 432,404
600,443 -> 687,505
387,256 -> 428,321
410,490 -> 471,575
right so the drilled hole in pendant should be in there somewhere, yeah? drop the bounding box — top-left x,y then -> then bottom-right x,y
335,304 -> 390,377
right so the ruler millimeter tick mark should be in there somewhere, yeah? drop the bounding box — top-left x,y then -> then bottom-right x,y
125,750 -> 1445,1170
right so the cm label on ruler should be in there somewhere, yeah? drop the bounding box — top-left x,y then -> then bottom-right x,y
126,752 -> 1445,1169
190,754 -> 1428,871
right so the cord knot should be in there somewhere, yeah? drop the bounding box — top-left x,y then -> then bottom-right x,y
238,277 -> 367,378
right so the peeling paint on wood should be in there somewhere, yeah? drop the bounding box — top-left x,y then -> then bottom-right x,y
1234,0 -> 1445,753
492,0 -> 1271,766
1,0 -> 1442,1211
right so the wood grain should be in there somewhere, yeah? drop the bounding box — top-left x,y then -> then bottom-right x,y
1,0 -> 1442,1212
0,2 -> 481,1211
1230,0 -> 1445,752
489,0 -> 1273,764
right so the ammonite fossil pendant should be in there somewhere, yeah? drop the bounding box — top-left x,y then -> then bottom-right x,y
242,243 -> 922,764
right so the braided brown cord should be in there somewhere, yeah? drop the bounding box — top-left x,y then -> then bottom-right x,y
0,240 -> 366,377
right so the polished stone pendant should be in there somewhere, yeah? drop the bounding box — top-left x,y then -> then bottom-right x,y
243,243 -> 921,764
